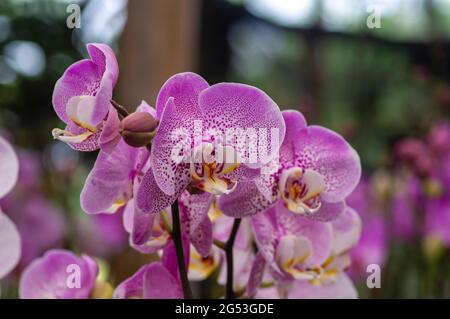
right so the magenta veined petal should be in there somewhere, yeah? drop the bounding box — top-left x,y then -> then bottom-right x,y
0,136 -> 19,198
0,210 -> 21,279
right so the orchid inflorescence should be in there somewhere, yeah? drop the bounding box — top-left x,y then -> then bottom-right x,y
2,43 -> 363,299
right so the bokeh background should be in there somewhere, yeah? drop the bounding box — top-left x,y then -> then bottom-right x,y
1,0 -> 450,298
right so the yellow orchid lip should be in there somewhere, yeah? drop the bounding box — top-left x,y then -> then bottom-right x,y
189,143 -> 241,195
279,167 -> 325,215
188,247 -> 220,282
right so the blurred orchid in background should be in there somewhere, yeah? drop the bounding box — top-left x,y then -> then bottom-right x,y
0,136 -> 21,282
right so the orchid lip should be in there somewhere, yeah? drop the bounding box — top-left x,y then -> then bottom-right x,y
52,128 -> 93,144
279,167 -> 325,215
189,142 -> 240,195
188,246 -> 220,281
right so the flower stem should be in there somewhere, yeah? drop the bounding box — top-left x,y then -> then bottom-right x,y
110,99 -> 130,118
171,199 -> 193,299
225,218 -> 242,299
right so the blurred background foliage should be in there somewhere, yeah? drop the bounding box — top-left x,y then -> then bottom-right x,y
0,0 -> 450,298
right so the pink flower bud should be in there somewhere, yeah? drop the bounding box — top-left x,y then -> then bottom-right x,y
120,112 -> 158,147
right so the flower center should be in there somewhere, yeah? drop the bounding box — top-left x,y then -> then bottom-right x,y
275,235 -> 319,280
279,167 -> 325,215
188,246 -> 220,281
189,142 -> 240,195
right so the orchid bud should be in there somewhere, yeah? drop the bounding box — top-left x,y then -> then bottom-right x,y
120,112 -> 158,147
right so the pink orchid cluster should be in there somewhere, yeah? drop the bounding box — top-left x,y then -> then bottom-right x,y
13,43 -> 363,299
391,121 -> 450,250
342,121 -> 450,287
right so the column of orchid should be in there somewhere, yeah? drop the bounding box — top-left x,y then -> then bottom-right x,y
18,43 -> 362,299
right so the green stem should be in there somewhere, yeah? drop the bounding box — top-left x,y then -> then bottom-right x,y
225,218 -> 242,299
171,199 -> 193,299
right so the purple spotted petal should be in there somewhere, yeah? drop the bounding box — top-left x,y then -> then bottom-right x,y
287,273 -> 357,299
143,262 -> 183,299
218,181 -> 273,218
0,210 -> 21,279
223,165 -> 261,183
179,192 -> 213,256
0,136 -> 19,198
150,98 -> 191,196
136,166 -> 178,215
189,217 -> 213,257
19,249 -> 98,299
247,252 -> 266,298
155,72 -> 209,120
199,83 -> 285,166
297,126 -> 360,202
81,139 -> 141,214
282,111 -> 361,203
306,200 -> 345,222
179,191 -> 212,231
52,43 -> 118,126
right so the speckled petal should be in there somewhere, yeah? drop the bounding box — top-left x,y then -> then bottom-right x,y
199,83 -> 285,166
283,112 -> 361,202
155,72 -> 209,120
136,167 -> 178,215
150,98 -> 191,196
218,181 -> 274,218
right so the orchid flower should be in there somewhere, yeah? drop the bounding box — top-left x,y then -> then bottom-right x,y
79,102 -> 150,201
136,72 -> 286,219
251,201 -> 334,284
51,43 -> 121,152
219,110 -> 361,221
248,201 -> 361,298
0,136 -> 20,280
19,250 -> 108,299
